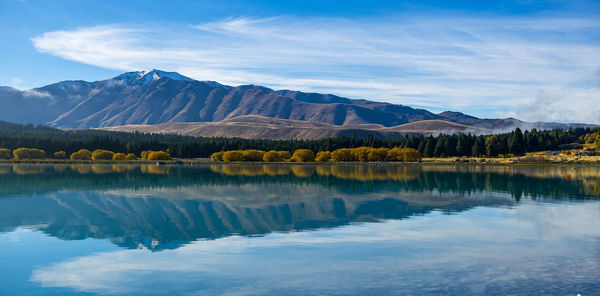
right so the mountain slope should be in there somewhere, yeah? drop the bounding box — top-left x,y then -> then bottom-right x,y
49,75 -> 440,128
101,115 -> 491,140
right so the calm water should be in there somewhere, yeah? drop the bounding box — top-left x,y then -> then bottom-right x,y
1,163 -> 599,295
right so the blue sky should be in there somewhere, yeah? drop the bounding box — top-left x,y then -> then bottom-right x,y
1,0 -> 599,122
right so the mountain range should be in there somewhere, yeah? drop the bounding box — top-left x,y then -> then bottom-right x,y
0,69 -> 595,139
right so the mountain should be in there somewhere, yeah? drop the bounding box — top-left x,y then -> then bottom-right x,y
0,69 -> 596,136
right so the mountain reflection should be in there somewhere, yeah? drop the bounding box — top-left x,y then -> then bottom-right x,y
0,163 -> 598,251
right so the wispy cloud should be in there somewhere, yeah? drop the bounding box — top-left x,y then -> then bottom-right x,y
22,89 -> 53,99
31,15 -> 600,122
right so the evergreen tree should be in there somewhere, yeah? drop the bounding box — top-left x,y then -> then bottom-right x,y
471,137 -> 485,157
508,127 -> 525,155
445,135 -> 457,156
434,136 -> 447,157
423,138 -> 435,157
417,140 -> 426,154
486,136 -> 498,157
456,134 -> 471,156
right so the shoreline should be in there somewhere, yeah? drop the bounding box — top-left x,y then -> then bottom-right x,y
1,158 -> 598,166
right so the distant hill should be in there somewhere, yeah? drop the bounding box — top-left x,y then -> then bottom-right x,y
101,115 -> 492,140
0,69 -> 596,136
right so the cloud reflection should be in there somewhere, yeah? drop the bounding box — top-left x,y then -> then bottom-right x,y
30,202 -> 600,295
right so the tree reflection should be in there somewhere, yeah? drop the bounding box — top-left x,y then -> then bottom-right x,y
1,163 -> 599,251
0,163 -> 598,200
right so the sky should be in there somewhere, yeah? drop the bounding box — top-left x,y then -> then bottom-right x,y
1,0 -> 599,122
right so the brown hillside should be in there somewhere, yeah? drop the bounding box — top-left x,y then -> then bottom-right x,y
100,115 -> 491,140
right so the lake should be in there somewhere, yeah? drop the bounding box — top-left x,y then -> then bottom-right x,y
1,163 -> 599,295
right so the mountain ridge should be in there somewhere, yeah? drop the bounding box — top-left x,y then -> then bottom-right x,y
0,70 -> 596,135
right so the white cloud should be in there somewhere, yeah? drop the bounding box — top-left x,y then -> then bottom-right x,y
511,88 -> 600,123
22,89 -> 53,99
31,15 -> 600,122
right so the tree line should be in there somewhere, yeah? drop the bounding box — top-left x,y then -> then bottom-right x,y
0,120 -> 598,158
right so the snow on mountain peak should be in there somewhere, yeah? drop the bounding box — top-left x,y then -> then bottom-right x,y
113,69 -> 192,86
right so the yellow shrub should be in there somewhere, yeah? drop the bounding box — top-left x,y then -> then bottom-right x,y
352,147 -> 371,162
53,151 -> 67,159
211,151 -> 224,161
403,148 -> 422,162
315,151 -> 332,162
147,151 -> 171,160
277,151 -> 292,160
70,149 -> 92,160
13,148 -> 46,159
368,148 -> 389,161
91,149 -> 115,160
112,153 -> 127,160
141,150 -> 151,160
125,153 -> 137,160
242,150 -> 266,161
387,147 -> 422,162
263,150 -> 283,162
222,150 -> 244,161
386,147 -> 404,161
331,148 -> 354,161
290,149 -> 315,162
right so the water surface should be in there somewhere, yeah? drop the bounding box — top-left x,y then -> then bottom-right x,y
1,163 -> 599,295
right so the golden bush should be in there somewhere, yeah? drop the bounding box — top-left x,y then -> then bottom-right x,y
91,149 -> 115,160
352,147 -> 371,162
242,150 -> 266,161
290,149 -> 315,162
147,151 -> 171,160
331,148 -> 354,161
141,150 -> 151,160
367,148 -> 389,161
277,151 -> 292,160
112,153 -> 127,160
13,148 -> 46,159
211,151 -> 224,161
53,151 -> 67,159
222,150 -> 244,161
263,150 -> 283,162
315,151 -> 332,162
70,149 -> 92,160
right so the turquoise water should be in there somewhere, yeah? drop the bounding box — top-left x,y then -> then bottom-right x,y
1,163 -> 599,295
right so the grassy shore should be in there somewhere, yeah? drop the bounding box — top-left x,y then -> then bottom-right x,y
423,153 -> 600,164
